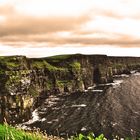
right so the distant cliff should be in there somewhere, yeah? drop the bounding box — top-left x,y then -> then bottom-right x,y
0,54 -> 140,124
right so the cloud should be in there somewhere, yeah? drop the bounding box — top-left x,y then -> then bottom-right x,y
0,4 -> 15,14
48,36 -> 140,47
0,5 -> 90,37
0,4 -> 91,47
0,0 -> 140,57
1,33 -> 140,48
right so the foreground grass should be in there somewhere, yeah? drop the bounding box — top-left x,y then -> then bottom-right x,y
70,133 -> 138,140
0,124 -> 63,140
0,124 -> 137,140
70,133 -> 107,140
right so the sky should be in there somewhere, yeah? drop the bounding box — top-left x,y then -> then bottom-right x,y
0,0 -> 140,57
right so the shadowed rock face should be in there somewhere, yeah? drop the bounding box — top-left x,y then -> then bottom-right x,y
106,74 -> 140,138
27,74 -> 140,139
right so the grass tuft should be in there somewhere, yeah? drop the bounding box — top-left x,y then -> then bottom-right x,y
0,124 -> 63,140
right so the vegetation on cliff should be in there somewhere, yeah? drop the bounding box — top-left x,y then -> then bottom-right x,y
46,54 -> 72,63
70,62 -> 81,71
31,60 -> 66,71
0,56 -> 28,70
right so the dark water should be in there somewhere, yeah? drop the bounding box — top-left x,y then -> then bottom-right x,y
25,73 -> 140,139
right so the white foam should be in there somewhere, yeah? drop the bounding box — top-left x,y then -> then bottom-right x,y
72,104 -> 87,107
10,92 -> 16,95
120,74 -> 129,78
131,70 -> 136,74
92,90 -> 103,92
81,127 -> 87,131
113,80 -> 123,85
25,109 -> 40,124
87,86 -> 95,90
112,122 -> 118,126
50,97 -> 60,101
31,109 -> 39,122
113,74 -> 129,78
41,118 -> 46,122
113,75 -> 121,78
47,121 -> 52,124
84,90 -> 88,92
112,80 -> 123,88
134,72 -> 140,76
99,83 -> 112,86
52,119 -> 59,122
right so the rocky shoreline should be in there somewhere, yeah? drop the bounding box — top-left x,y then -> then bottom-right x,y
19,71 -> 140,139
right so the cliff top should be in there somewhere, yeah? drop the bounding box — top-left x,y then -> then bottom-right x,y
0,54 -> 140,72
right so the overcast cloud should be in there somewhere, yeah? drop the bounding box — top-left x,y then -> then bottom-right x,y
0,0 -> 140,57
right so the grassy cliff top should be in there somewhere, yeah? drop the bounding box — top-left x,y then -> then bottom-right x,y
0,55 -> 28,71
0,54 -> 140,72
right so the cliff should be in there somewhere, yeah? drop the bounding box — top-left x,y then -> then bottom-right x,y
0,54 -> 140,125
30,72 -> 140,139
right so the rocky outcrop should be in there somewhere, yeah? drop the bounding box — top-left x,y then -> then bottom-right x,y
0,54 -> 140,125
28,73 -> 140,139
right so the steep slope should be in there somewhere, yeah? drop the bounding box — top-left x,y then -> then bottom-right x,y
26,73 -> 140,139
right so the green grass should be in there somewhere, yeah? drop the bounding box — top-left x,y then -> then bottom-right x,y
69,132 -> 140,140
0,124 -> 44,140
31,60 -> 65,71
70,62 -> 81,70
70,133 -> 107,140
0,56 -> 24,70
70,133 -> 135,140
46,54 -> 76,63
0,124 -> 138,140
56,80 -> 73,88
47,54 -> 72,60
0,124 -> 63,140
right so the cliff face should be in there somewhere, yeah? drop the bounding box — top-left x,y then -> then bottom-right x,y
0,54 -> 140,124
29,73 -> 140,139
